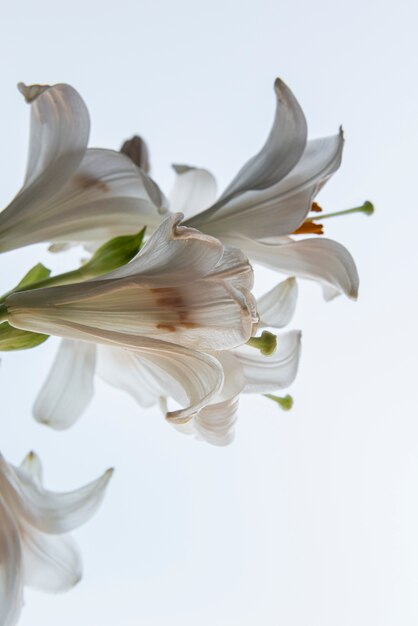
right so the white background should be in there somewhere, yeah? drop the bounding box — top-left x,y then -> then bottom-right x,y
0,0 -> 417,624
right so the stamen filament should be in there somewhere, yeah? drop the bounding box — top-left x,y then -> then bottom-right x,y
306,200 -> 374,222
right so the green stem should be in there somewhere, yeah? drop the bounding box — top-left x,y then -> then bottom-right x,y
0,304 -> 9,323
0,267 -> 96,305
306,200 -> 374,222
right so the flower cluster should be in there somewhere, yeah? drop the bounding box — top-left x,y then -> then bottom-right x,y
0,78 -> 371,624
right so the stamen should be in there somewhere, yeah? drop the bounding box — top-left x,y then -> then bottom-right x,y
306,200 -> 374,222
247,330 -> 277,356
264,393 -> 293,410
292,221 -> 324,235
310,202 -> 323,213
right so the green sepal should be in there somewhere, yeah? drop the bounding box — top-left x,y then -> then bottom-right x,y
0,323 -> 49,351
79,228 -> 146,278
16,263 -> 51,288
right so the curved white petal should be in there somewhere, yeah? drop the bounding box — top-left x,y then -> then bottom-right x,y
98,340 -> 224,423
20,452 -> 43,486
257,277 -> 298,328
10,149 -> 169,247
101,213 -> 224,284
6,220 -> 255,351
224,235 -> 359,300
0,498 -> 23,626
33,340 -> 97,430
235,330 -> 302,393
190,130 -> 343,240
0,459 -> 113,534
173,351 -> 245,445
22,524 -> 82,593
189,79 -> 307,227
0,84 -> 90,252
169,165 -> 217,218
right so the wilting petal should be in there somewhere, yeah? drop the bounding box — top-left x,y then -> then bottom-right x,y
224,235 -> 359,299
195,130 -> 343,240
0,84 -> 90,252
99,339 -> 224,423
235,330 -> 302,393
20,451 -> 43,486
169,165 -> 217,218
0,458 -> 113,534
0,498 -> 23,626
257,277 -> 298,328
33,340 -> 97,430
189,79 -> 307,227
22,523 -> 82,593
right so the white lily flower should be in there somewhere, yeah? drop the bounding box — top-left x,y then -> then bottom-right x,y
33,281 -> 299,443
6,214 -> 257,421
0,450 -> 112,626
0,82 -> 168,252
157,79 -> 359,300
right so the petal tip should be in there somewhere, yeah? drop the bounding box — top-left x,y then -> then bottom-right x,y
17,82 -> 50,103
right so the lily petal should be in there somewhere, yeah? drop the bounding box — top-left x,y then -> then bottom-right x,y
195,130 -> 343,240
22,523 -> 82,593
0,84 -> 90,252
0,459 -> 113,534
98,340 -> 224,423
169,165 -> 217,218
0,498 -> 23,626
257,277 -> 298,328
12,149 -> 169,247
20,452 -> 43,486
101,213 -> 224,284
224,235 -> 359,299
6,218 -> 255,350
33,340 -> 97,430
235,330 -> 302,393
189,78 -> 307,227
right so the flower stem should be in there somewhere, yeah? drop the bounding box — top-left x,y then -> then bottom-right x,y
0,304 -> 8,323
306,200 -> 374,222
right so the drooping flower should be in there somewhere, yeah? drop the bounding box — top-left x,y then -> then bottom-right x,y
118,79 -> 358,300
169,80 -> 358,299
0,450 -> 112,626
3,214 -> 257,420
0,82 -> 168,253
32,277 -> 300,444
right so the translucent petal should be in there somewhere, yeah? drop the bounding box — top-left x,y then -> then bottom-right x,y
33,340 -> 96,430
0,498 -> 23,626
257,277 -> 298,328
169,165 -> 217,218
22,523 -> 82,593
235,330 -> 302,393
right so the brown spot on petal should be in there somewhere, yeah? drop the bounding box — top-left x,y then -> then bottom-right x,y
17,82 -> 50,103
292,221 -> 324,235
152,287 -> 196,332
156,323 -> 176,332
73,174 -> 109,193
